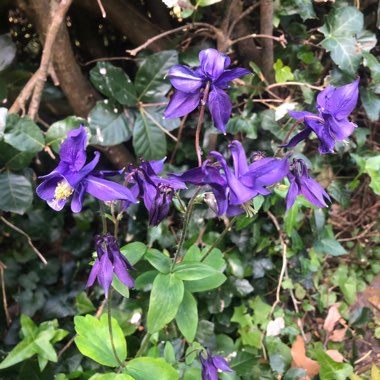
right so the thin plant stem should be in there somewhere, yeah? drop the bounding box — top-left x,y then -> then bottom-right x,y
200,216 -> 238,262
171,187 -> 202,271
195,81 -> 211,167
135,332 -> 151,357
107,294 -> 125,367
99,201 -> 108,235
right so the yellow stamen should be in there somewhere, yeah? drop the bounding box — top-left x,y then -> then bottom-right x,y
242,201 -> 257,217
54,179 -> 74,201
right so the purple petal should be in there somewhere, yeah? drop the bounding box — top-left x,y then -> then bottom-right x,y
288,111 -> 316,120
212,355 -> 232,372
300,177 -> 330,208
208,87 -> 232,134
84,176 -> 137,203
86,259 -> 100,288
149,158 -> 166,175
306,119 -> 335,154
59,126 -> 88,171
71,183 -> 86,213
98,253 -> 114,297
281,127 -> 312,149
214,67 -> 251,88
285,175 -> 299,211
327,116 -> 357,141
229,140 -> 249,177
113,254 -> 135,288
164,90 -> 200,119
168,65 -> 205,92
316,85 -> 335,113
199,48 -> 230,81
36,175 -> 62,201
226,204 -> 245,217
47,198 -> 67,211
247,158 -> 290,188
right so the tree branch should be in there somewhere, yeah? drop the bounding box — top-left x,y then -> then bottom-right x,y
260,0 -> 275,83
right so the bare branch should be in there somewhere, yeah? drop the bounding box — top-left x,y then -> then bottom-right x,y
230,33 -> 287,48
228,2 -> 260,37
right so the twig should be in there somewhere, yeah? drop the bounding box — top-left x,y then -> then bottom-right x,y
229,33 -> 287,48
9,0 -> 73,118
1,216 -> 47,265
140,108 -> 178,142
267,82 -> 323,91
200,216 -> 237,262
195,81 -> 211,167
0,261 -> 11,326
126,22 -> 219,56
227,3 -> 260,37
81,56 -> 142,66
57,298 -> 107,358
170,114 -> 188,164
135,332 -> 152,357
96,0 -> 106,18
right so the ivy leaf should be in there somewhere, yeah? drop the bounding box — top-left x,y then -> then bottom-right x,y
320,7 -> 364,75
90,62 -> 137,107
74,314 -> 127,367
89,101 -> 132,146
0,172 -> 33,214
147,273 -> 184,333
4,114 -> 45,153
360,87 -> 380,121
314,349 -> 353,380
0,141 -> 34,171
134,50 -> 178,102
362,53 -> 380,83
133,111 -> 166,160
273,59 -> 294,83
314,238 -> 347,256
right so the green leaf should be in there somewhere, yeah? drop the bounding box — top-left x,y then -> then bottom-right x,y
74,314 -> 127,367
147,273 -> 184,333
89,101 -> 132,146
0,34 -> 16,72
0,141 -> 34,170
273,59 -> 294,83
315,349 -> 353,380
112,275 -> 130,298
89,374 -> 134,380
4,114 -> 45,153
75,292 -> 96,315
135,50 -> 178,102
173,262 -> 219,281
46,117 -> 85,153
145,248 -> 171,273
133,111 -> 166,160
120,242 -> 147,265
163,341 -> 176,364
0,337 -> 36,369
360,87 -> 380,121
314,238 -> 347,256
320,7 -> 364,74
363,53 -> 380,83
90,62 -> 137,106
175,290 -> 198,342
0,172 -> 33,214
20,315 -> 37,339
365,156 -> 380,195
185,273 -> 226,293
124,357 -> 179,380
197,0 -> 222,6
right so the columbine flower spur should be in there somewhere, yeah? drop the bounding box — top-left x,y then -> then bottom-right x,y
164,48 -> 250,134
283,79 -> 359,154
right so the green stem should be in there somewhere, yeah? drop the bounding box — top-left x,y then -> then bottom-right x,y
135,332 -> 151,357
107,294 -> 125,367
171,187 -> 202,271
200,216 -> 238,262
99,201 -> 108,235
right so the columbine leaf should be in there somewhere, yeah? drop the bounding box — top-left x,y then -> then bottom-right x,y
124,357 -> 179,380
147,273 -> 184,333
173,262 -> 219,281
175,290 -> 198,342
120,242 -> 147,265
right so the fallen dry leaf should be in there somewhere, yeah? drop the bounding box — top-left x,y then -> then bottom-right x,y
326,350 -> 344,362
266,317 -> 285,337
323,304 -> 341,333
330,327 -> 347,342
291,335 -> 320,378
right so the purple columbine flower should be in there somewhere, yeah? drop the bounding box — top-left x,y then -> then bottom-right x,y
286,159 -> 331,210
36,126 -> 137,212
200,350 -> 232,380
283,79 -> 359,154
164,48 -> 250,134
172,141 -> 289,216
123,158 -> 186,226
86,233 -> 134,297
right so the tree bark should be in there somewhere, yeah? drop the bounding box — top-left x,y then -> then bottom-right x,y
260,0 -> 275,83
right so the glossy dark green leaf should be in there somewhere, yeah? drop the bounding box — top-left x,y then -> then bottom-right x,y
0,172 -> 33,214
4,114 -> 44,153
46,117 -> 86,153
314,238 -> 347,256
360,87 -> 380,121
147,273 -> 184,333
90,62 -> 137,106
175,290 -> 198,342
133,111 -> 166,160
135,50 -> 178,102
89,101 -> 132,146
0,141 -> 34,170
